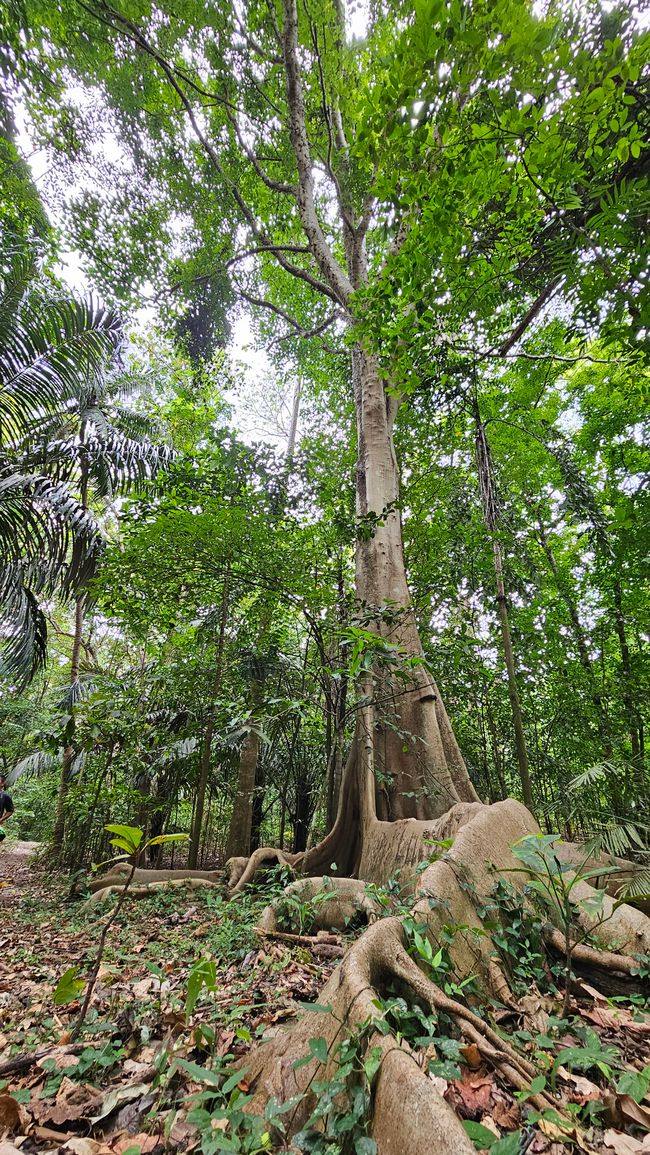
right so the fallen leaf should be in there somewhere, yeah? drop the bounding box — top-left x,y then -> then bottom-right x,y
460,1043 -> 482,1070
63,1139 -> 111,1155
0,1095 -> 22,1136
109,1134 -> 159,1155
427,1073 -> 448,1095
605,1092 -> 650,1132
538,1117 -> 593,1153
30,1077 -> 103,1127
603,1129 -> 650,1155
446,1073 -> 495,1119
90,1083 -> 151,1125
583,1006 -> 650,1035
492,1099 -> 521,1130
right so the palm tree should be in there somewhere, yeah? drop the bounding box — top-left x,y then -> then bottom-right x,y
0,251 -> 121,684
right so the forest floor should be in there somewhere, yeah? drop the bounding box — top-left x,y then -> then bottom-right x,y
0,841 -> 649,1155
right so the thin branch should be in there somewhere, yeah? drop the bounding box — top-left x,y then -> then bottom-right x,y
238,288 -> 344,354
496,277 -> 562,357
226,243 -> 311,268
225,105 -> 298,196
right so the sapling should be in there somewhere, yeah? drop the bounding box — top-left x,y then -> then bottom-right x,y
507,834 -> 621,1017
53,823 -> 187,1038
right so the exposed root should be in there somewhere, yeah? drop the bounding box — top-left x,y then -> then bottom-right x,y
256,876 -> 381,933
86,865 -> 223,894
236,800 -> 650,1150
542,926 -> 645,977
226,847 -> 301,894
83,876 -> 221,908
255,928 -> 344,958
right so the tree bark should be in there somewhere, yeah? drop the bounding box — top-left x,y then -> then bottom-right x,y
52,591 -> 85,855
224,679 -> 263,860
612,578 -> 642,762
189,573 -> 229,868
536,521 -> 612,755
473,410 -> 535,811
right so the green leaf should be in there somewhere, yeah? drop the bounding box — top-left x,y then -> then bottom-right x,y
491,1135 -> 523,1155
173,1058 -> 222,1086
355,1140 -> 378,1155
146,833 -> 189,847
463,1119 -> 499,1148
104,824 -> 143,852
185,957 -> 217,1019
308,1036 -> 329,1063
616,1067 -> 650,1103
53,965 -> 85,1006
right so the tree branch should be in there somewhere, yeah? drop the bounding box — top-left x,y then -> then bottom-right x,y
281,0 -> 353,306
226,243 -> 312,268
237,288 -> 344,354
496,277 -> 562,357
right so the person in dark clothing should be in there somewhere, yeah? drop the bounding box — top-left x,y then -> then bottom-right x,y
0,787 -> 14,841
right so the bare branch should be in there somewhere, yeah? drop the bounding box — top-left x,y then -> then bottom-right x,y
237,287 -> 345,353
226,243 -> 311,268
496,277 -> 562,357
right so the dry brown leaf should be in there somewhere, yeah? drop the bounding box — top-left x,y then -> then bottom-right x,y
538,1117 -> 594,1153
602,1129 -> 649,1155
446,1073 -> 495,1118
605,1092 -> 650,1131
0,1142 -> 24,1155
478,1115 -> 500,1138
492,1100 -> 521,1130
109,1133 -> 160,1154
460,1043 -> 482,1070
520,991 -> 554,1035
427,1073 -> 448,1096
30,1077 -> 103,1127
0,1095 -> 22,1137
565,1072 -> 602,1100
583,1006 -> 650,1034
63,1138 -> 111,1155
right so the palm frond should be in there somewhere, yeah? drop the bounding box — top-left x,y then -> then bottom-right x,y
0,296 -> 121,444
0,468 -> 103,683
8,748 -> 58,783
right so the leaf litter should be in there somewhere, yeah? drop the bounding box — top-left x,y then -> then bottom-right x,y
1,845 -> 649,1154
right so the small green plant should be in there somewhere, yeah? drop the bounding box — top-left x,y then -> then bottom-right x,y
274,877 -> 335,935
54,822 -> 187,1037
185,956 -> 217,1022
507,834 -> 621,1016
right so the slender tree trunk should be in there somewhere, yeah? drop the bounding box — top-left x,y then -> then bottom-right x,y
536,522 -> 612,754
189,573 -> 229,868
225,679 -> 263,859
473,410 -> 534,811
349,347 -> 478,820
612,579 -> 642,762
52,592 -> 85,855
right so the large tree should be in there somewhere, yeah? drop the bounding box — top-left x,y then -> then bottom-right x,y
13,0 -> 650,1147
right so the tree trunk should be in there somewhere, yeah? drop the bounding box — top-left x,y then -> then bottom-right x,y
473,411 -> 535,811
224,680 -> 263,859
52,592 -> 85,855
189,573 -> 229,868
612,578 -> 642,762
536,521 -> 612,755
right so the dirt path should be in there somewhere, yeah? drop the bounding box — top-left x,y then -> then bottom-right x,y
0,839 -> 42,906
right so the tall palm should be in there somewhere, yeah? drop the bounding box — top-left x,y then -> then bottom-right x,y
40,369 -> 172,854
0,252 -> 121,684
